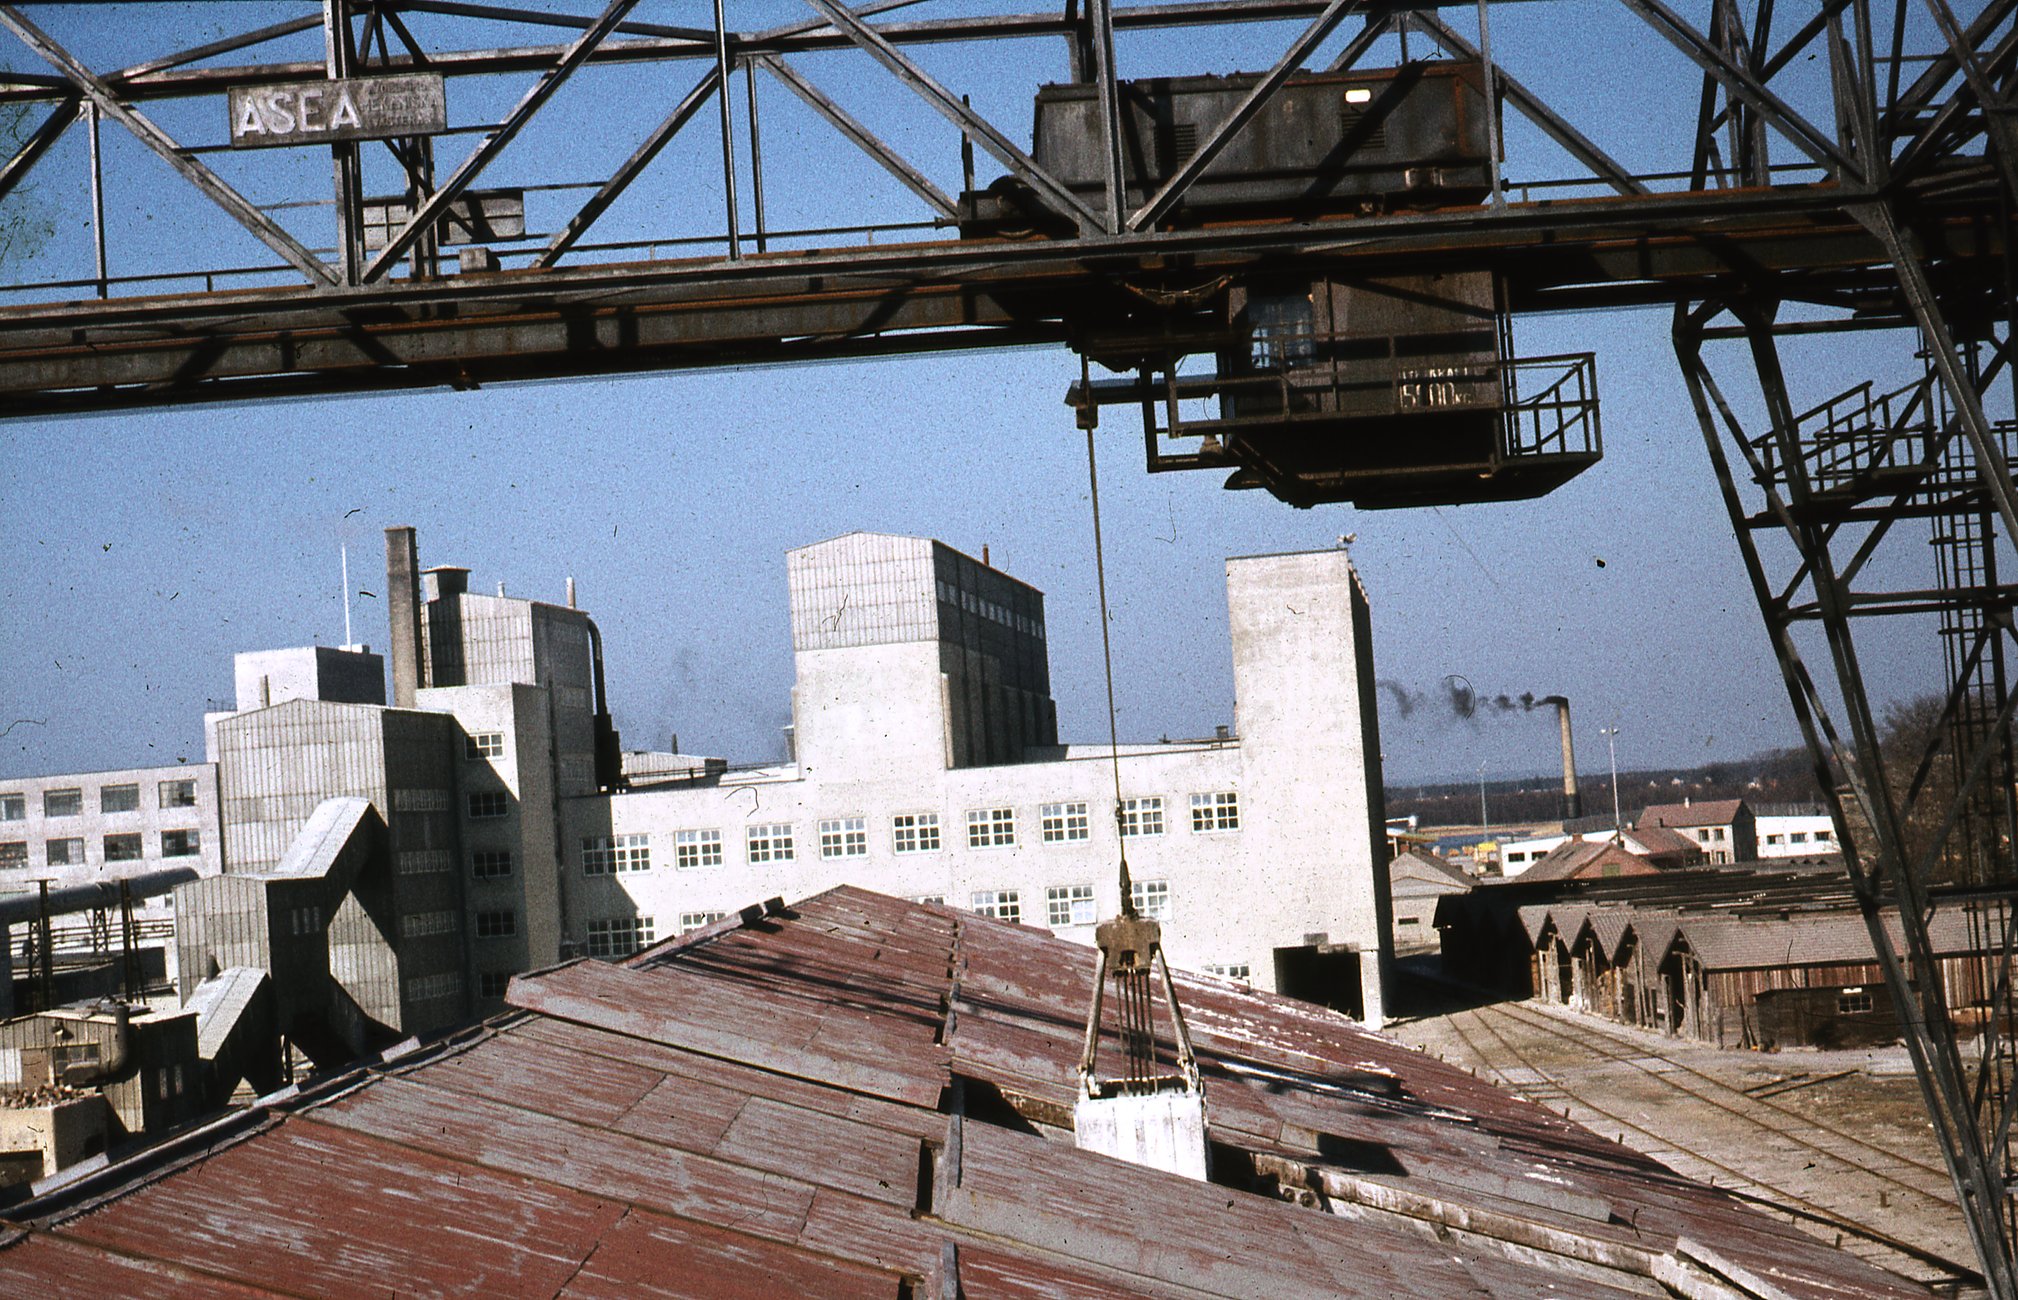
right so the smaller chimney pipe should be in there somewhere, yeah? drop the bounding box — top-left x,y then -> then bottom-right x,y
385,526 -> 424,708
1548,696 -> 1581,820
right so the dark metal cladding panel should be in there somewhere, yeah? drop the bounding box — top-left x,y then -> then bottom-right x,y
508,957 -> 948,1107
0,887 -> 1938,1300
512,1016 -> 947,1144
947,1121 -> 1484,1298
308,1077 -> 820,1244
0,1232 -> 289,1300
713,1095 -> 922,1208
409,1024 -> 666,1127
955,1244 -> 1187,1300
796,1186 -> 944,1280
556,1204 -> 905,1300
53,1120 -> 625,1297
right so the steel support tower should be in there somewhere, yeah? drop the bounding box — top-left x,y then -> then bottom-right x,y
1,0 -> 2014,1287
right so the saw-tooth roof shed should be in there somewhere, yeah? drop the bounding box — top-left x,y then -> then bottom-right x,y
0,887 -> 1928,1299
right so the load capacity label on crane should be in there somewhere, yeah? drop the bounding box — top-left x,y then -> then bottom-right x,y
228,74 -> 445,148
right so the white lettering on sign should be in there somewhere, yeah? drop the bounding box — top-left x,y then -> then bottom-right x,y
1397,365 -> 1485,410
228,74 -> 444,149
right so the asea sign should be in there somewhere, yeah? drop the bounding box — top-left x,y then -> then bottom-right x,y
228,74 -> 445,149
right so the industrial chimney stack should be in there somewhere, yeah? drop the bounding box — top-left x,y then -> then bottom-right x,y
1545,696 -> 1581,820
385,526 -> 424,708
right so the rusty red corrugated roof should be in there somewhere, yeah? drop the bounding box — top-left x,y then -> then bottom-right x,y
0,886 -> 1930,1299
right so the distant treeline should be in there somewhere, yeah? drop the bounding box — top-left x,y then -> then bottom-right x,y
1386,745 -> 1824,828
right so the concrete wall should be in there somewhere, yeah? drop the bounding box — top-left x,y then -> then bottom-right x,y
233,646 -> 385,711
416,682 -> 565,1006
0,764 -> 222,900
1226,548 -> 1392,1021
211,700 -> 469,1034
559,545 -> 1392,1023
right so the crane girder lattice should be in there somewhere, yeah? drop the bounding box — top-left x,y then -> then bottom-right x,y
2,0 -> 2017,1291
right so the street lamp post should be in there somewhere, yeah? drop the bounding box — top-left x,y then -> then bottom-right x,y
1599,726 -> 1622,836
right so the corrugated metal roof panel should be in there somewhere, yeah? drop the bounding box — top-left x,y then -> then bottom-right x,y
0,885 -> 1932,1299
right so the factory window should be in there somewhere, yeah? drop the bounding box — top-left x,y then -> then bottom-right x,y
465,731 -> 505,759
0,794 -> 21,821
476,910 -> 518,939
746,823 -> 795,863
586,917 -> 655,958
398,850 -> 452,876
405,972 -> 463,1003
1040,802 -> 1089,843
819,817 -> 868,859
43,789 -> 82,818
0,842 -> 25,868
893,812 -> 941,853
405,910 -> 459,939
104,833 -> 143,862
971,889 -> 1021,924
1129,879 -> 1171,920
967,807 -> 1015,849
479,971 -> 514,999
1816,829 -> 1834,843
1119,797 -> 1163,838
675,828 -> 723,869
1189,791 -> 1240,833
161,829 -> 200,857
1790,831 -> 1809,844
46,837 -> 83,866
1838,989 -> 1875,1014
582,834 -> 650,875
467,791 -> 510,819
1205,963 -> 1252,984
1046,885 -> 1097,927
158,779 -> 197,809
99,783 -> 139,814
1764,834 -> 1783,846
471,850 -> 513,879
679,911 -> 726,931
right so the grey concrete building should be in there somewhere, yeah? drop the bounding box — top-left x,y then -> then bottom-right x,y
559,534 -> 1396,1023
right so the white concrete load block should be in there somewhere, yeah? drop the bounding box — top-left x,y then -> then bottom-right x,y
1073,1088 -> 1210,1182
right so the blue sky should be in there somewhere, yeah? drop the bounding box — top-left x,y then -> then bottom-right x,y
0,2 -> 1990,785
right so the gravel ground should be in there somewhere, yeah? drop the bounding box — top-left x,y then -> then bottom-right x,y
1384,959 -> 1980,1297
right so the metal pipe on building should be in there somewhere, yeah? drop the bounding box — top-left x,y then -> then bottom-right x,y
0,867 -> 201,928
385,525 -> 424,708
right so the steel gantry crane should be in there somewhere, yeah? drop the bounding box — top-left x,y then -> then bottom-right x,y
0,0 -> 2013,1288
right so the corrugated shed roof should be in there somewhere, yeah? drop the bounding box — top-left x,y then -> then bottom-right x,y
0,887 -> 1928,1299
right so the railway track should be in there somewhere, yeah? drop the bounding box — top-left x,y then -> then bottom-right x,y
1433,1000 -> 1975,1290
1490,998 -> 1956,1199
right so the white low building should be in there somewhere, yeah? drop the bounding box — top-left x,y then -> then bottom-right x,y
560,533 -> 1396,1024
1755,804 -> 1841,857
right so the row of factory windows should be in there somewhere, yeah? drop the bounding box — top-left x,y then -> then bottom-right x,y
0,780 -> 201,821
401,908 -> 521,941
580,792 -> 1239,875
935,579 -> 1044,640
1763,829 -> 1835,846
0,829 -> 202,868
906,880 -> 1172,927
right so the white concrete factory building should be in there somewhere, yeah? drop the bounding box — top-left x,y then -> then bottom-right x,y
565,533 -> 1395,1023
